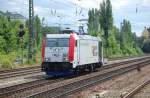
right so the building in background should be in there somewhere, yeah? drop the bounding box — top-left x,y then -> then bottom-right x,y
0,11 -> 26,23
142,27 -> 150,39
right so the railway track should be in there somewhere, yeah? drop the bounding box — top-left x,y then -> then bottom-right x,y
0,56 -> 149,98
123,79 -> 150,98
0,66 -> 40,74
25,59 -> 150,98
108,54 -> 147,61
0,78 -> 64,98
0,66 -> 41,79
0,56 -> 148,79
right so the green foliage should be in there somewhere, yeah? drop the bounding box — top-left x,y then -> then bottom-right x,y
0,52 -> 18,69
108,27 -> 122,56
25,15 -> 41,47
0,12 -> 30,68
99,0 -> 113,30
119,19 -> 142,55
41,26 -> 60,34
0,16 -> 22,53
99,0 -> 113,57
88,9 -> 100,36
88,0 -> 143,58
0,36 -> 6,53
34,15 -> 41,46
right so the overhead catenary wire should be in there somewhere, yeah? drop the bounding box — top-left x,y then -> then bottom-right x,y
48,0 -> 87,16
10,0 -> 88,28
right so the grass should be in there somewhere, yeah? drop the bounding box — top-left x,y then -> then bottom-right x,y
0,48 -> 143,69
0,52 -> 17,69
0,50 -> 42,69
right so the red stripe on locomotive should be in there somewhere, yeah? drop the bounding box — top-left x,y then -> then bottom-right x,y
68,33 -> 76,62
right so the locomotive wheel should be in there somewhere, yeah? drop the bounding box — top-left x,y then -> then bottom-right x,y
74,67 -> 80,75
99,62 -> 103,67
89,64 -> 95,72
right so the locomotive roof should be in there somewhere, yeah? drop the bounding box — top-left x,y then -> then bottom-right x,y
79,35 -> 101,41
46,34 -> 70,38
46,33 -> 101,41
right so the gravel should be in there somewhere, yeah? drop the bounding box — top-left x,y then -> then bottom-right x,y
132,81 -> 150,98
68,64 -> 150,98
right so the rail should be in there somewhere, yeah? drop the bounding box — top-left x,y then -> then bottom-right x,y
123,79 -> 150,98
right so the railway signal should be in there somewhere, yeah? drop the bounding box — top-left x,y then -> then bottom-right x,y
18,24 -> 25,38
18,31 -> 25,38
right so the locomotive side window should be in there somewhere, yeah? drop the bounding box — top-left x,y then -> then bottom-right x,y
46,38 -> 69,47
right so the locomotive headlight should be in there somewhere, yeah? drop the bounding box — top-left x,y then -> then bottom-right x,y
63,57 -> 68,61
63,54 -> 68,61
45,58 -> 50,62
48,58 -> 51,61
65,57 -> 68,61
45,58 -> 48,61
63,53 -> 67,57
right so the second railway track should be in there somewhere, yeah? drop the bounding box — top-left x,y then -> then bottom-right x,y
0,66 -> 41,79
0,56 -> 148,80
0,56 -> 150,98
25,58 -> 150,98
123,78 -> 150,98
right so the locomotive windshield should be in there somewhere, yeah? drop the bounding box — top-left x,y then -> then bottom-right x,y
46,38 -> 69,47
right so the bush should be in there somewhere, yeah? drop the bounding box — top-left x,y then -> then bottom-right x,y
0,52 -> 18,69
1,58 -> 13,69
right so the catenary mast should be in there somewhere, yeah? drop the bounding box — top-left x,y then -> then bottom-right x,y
28,0 -> 34,62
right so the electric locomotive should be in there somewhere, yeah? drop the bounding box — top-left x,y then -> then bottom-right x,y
41,29 -> 104,76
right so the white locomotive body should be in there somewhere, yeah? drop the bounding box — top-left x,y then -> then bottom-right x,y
41,32 -> 103,76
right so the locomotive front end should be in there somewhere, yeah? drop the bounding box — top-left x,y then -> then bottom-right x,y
41,34 -> 75,76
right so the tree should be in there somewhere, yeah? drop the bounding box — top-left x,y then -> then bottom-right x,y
88,8 -> 100,36
34,15 -> 41,46
41,26 -> 59,34
108,26 -> 122,56
120,20 -> 131,50
99,0 -> 113,56
87,1 -> 142,57
0,16 -> 22,53
25,15 -> 41,47
120,19 -> 142,55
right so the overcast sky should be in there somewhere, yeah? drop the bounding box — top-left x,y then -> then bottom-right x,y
0,0 -> 150,36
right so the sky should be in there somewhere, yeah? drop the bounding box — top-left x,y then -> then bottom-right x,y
0,0 -> 150,36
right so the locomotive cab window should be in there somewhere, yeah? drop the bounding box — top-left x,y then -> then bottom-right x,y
58,38 -> 69,47
46,38 -> 69,47
46,39 -> 57,47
